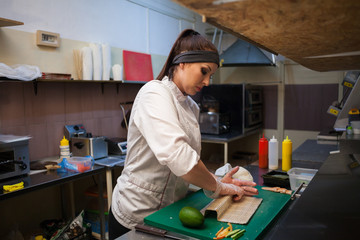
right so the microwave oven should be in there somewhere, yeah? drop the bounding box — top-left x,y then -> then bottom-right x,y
0,139 -> 30,181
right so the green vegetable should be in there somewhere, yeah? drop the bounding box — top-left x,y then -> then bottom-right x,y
178,206 -> 204,228
231,229 -> 245,240
226,229 -> 241,237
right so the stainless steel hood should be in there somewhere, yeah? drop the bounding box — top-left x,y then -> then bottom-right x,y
219,38 -> 276,67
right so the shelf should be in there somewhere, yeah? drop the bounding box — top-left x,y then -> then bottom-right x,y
1,76 -> 149,84
0,77 -> 148,95
36,79 -> 125,83
35,78 -> 148,85
33,78 -> 128,95
0,17 -> 24,27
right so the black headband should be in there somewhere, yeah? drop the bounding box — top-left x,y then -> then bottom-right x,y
172,50 -> 219,66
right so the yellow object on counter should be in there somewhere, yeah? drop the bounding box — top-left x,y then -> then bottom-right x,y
60,136 -> 69,146
282,136 -> 292,172
35,235 -> 46,240
3,181 -> 24,192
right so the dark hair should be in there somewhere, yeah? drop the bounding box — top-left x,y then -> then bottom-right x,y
156,29 -> 218,80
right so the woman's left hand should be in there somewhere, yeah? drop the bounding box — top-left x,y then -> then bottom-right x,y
221,166 -> 259,196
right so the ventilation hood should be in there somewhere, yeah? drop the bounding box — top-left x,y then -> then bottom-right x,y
220,38 -> 276,67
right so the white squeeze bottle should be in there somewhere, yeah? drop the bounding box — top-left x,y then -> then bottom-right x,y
268,136 -> 279,170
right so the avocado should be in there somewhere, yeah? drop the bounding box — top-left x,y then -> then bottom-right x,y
179,206 -> 204,228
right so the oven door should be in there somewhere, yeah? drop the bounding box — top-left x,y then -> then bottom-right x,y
246,88 -> 262,107
245,107 -> 263,127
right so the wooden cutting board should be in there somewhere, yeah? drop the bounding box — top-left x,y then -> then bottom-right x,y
144,186 -> 291,240
123,50 -> 153,82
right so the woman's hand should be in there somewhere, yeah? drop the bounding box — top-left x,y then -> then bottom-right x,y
221,166 -> 259,198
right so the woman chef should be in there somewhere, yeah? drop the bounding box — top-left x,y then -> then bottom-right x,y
109,29 -> 258,239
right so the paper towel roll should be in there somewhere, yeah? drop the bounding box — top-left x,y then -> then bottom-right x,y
102,43 -> 111,80
81,47 -> 93,80
89,43 -> 102,80
112,64 -> 123,81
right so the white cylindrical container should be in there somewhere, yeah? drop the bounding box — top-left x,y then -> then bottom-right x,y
112,64 -> 123,81
268,136 -> 279,170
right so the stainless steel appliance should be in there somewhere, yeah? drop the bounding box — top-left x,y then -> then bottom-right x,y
65,124 -> 108,160
199,112 -> 230,134
245,85 -> 263,107
244,85 -> 263,131
196,83 -> 263,134
0,137 -> 30,180
245,106 -> 263,127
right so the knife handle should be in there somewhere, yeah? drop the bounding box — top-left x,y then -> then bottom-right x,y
135,224 -> 167,237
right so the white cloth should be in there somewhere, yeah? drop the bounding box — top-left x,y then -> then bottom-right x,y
89,43 -> 102,80
81,47 -> 93,80
215,163 -> 233,177
111,76 -> 201,229
0,63 -> 41,81
102,43 -> 111,80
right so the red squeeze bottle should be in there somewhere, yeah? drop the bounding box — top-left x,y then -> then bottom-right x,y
259,134 -> 268,169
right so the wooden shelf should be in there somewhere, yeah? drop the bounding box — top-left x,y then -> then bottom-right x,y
0,17 -> 24,27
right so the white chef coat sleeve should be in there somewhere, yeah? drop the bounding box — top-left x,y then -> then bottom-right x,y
133,84 -> 199,176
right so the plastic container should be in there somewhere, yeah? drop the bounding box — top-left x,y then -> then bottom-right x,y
268,136 -> 278,170
258,134 -> 268,169
282,136 -> 292,171
288,167 -> 318,191
63,156 -> 94,173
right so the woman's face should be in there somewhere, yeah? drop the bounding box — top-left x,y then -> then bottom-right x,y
173,62 -> 218,96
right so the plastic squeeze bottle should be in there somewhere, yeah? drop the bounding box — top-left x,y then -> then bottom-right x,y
60,136 -> 71,161
282,136 -> 292,171
258,134 -> 268,169
268,136 -> 279,170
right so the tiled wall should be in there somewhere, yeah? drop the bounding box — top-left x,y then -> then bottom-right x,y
0,81 -> 141,161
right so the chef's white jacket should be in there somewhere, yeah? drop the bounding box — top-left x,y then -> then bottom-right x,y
111,76 -> 201,229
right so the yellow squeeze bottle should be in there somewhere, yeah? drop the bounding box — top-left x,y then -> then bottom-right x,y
60,136 -> 71,161
282,136 -> 292,171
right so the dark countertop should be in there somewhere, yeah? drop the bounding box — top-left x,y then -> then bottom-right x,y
292,139 -> 339,162
0,164 -> 104,201
263,137 -> 360,240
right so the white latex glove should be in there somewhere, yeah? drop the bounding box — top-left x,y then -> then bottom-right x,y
204,167 -> 258,201
204,177 -> 244,201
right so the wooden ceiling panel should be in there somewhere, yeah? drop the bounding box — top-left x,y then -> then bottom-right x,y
174,0 -> 360,71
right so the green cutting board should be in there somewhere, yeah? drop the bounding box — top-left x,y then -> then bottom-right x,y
144,186 -> 291,240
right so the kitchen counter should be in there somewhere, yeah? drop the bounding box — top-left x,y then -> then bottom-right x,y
117,160 -> 322,240
263,137 -> 360,240
117,138 -> 359,240
0,155 -> 126,239
0,163 -> 108,239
